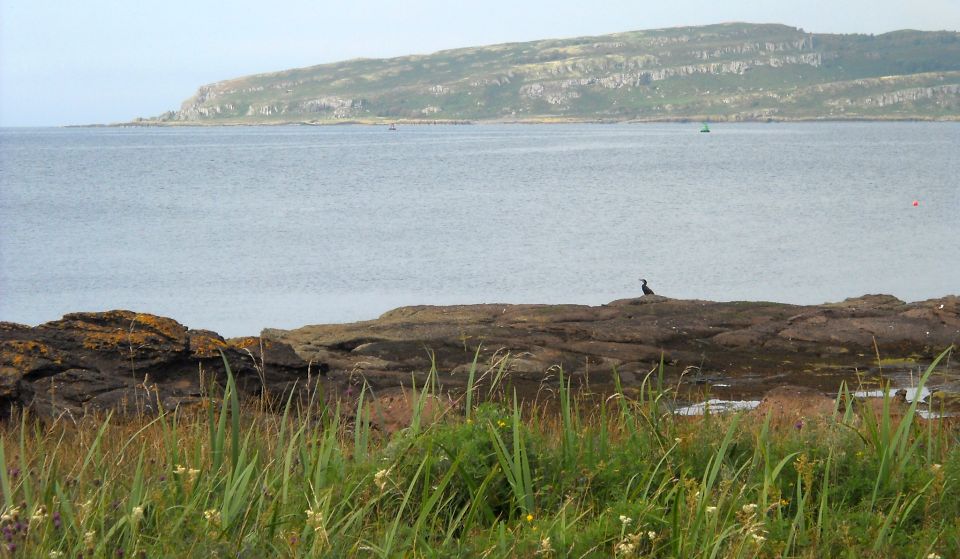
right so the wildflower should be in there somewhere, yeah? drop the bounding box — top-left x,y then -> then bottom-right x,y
927,553 -> 942,559
49,552 -> 65,558
305,509 -> 329,547
83,530 -> 96,548
931,464 -> 943,472
647,531 -> 656,539
619,515 -> 632,526
741,503 -> 758,514
466,419 -> 473,425
526,513 -> 534,523
203,509 -> 221,526
173,465 -> 187,475
751,533 -> 766,544
305,509 -> 325,531
674,437 -> 682,443
30,506 -> 47,524
705,506 -> 718,514
52,511 -> 62,529
537,536 -> 554,555
0,506 -> 19,523
374,468 -> 392,491
614,541 -> 635,555
497,419 -> 508,428
794,419 -> 804,430
131,506 -> 144,522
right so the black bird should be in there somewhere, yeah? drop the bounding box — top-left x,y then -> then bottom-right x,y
640,278 -> 655,296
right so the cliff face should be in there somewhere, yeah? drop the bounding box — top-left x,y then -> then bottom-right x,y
142,23 -> 960,124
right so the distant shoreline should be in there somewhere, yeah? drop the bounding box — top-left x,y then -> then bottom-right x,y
70,115 -> 960,128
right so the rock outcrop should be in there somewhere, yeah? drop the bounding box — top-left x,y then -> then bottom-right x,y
0,311 -> 313,418
266,294 -> 959,398
1,295 -> 957,418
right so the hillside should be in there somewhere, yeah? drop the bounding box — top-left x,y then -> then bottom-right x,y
142,23 -> 960,124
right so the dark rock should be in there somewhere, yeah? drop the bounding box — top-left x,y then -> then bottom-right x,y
2,295 -> 958,417
269,294 -> 959,398
0,311 -> 313,418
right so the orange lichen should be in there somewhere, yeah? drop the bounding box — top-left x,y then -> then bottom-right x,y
231,337 -> 261,350
131,313 -> 186,339
191,335 -> 228,358
1,340 -> 53,369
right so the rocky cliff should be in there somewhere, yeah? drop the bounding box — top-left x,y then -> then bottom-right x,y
2,295 -> 957,418
139,23 -> 960,124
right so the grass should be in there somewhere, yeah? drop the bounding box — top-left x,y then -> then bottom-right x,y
1,347 -> 958,557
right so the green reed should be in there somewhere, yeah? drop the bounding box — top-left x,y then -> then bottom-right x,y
0,346 -> 957,557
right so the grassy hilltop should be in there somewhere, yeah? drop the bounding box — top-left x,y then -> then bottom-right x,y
143,22 -> 960,124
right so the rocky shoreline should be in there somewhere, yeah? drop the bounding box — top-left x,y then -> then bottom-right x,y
1,294 -> 957,418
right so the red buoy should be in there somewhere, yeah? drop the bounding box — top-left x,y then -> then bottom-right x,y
912,200 -> 919,207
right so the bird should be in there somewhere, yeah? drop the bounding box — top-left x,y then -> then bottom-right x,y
640,278 -> 655,295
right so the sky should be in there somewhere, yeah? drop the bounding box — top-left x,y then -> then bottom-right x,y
2,0 -> 959,127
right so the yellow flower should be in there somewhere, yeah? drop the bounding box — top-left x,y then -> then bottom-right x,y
203,509 -> 221,526
497,419 -> 508,428
526,513 -> 534,523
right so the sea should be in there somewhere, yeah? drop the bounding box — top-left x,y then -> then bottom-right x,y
1,122 -> 958,337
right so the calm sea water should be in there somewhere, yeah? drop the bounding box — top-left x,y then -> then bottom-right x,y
1,123 -> 958,336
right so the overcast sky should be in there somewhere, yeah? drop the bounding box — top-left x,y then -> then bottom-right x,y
2,0 -> 959,127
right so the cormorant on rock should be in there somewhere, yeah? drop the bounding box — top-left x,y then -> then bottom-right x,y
640,278 -> 655,296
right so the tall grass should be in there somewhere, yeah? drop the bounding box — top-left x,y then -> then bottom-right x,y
0,346 -> 957,557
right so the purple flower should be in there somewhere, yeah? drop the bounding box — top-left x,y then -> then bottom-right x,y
795,419 -> 804,430
52,511 -> 62,529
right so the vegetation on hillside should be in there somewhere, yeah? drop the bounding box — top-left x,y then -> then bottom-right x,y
1,348 -> 958,557
142,23 -> 960,124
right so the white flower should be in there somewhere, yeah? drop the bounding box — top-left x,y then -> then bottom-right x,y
374,468 -> 392,491
131,505 -> 144,522
0,506 -> 19,522
741,503 -> 758,514
537,536 -> 554,555
752,533 -> 766,544
49,552 -> 65,559
619,515 -> 633,526
647,530 -> 656,539
615,541 -> 636,555
705,506 -> 718,514
83,530 -> 96,548
30,507 -> 47,524
927,554 -> 942,559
